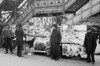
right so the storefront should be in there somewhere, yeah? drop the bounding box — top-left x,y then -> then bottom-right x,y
10,16 -> 90,58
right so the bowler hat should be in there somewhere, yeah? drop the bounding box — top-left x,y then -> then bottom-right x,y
52,24 -> 57,28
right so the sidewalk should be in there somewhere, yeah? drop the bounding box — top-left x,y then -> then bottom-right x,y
0,48 -> 100,66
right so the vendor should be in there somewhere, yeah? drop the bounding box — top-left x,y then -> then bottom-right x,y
2,24 -> 13,54
15,23 -> 26,57
84,28 -> 97,64
50,24 -> 62,61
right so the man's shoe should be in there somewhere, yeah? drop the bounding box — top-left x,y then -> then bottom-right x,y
5,52 -> 8,54
18,55 -> 23,57
86,61 -> 91,63
91,62 -> 95,64
54,58 -> 59,61
51,57 -> 55,59
11,52 -> 13,54
17,54 -> 19,56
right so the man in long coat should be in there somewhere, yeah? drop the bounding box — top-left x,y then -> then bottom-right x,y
15,23 -> 26,57
84,29 -> 97,64
50,24 -> 62,61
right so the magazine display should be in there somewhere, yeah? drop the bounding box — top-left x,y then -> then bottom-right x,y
23,17 -> 53,54
61,25 -> 87,58
10,17 -> 87,58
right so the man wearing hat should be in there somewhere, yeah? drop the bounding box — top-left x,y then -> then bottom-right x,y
84,27 -> 97,64
50,24 -> 62,61
15,23 -> 26,57
2,25 -> 13,54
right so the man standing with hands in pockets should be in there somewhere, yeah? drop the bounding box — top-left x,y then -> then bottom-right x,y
84,28 -> 97,64
15,23 -> 26,57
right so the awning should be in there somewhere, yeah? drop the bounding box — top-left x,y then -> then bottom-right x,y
34,0 -> 90,17
65,0 -> 90,14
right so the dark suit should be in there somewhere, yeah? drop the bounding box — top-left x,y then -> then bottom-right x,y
84,31 -> 97,62
2,28 -> 13,54
15,28 -> 26,56
50,29 -> 62,59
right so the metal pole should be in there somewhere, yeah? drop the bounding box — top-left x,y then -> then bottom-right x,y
28,0 -> 31,8
62,0 -> 65,15
14,2 -> 17,24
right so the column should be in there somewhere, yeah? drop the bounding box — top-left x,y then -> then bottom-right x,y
14,2 -> 17,22
28,0 -> 30,7
80,8 -> 83,21
72,14 -> 74,25
62,0 -> 65,15
99,0 -> 100,13
90,0 -> 92,16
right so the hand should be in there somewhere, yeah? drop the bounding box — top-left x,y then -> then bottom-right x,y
60,44 -> 62,46
84,47 -> 86,51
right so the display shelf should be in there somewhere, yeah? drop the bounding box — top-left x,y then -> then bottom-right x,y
62,43 -> 86,58
61,42 -> 82,46
27,34 -> 47,38
33,50 -> 46,53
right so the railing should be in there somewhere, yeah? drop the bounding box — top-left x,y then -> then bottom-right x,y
3,13 -> 11,24
11,0 -> 35,24
3,0 -> 28,24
